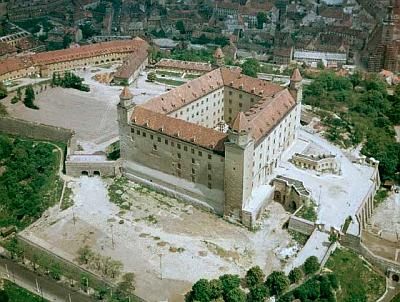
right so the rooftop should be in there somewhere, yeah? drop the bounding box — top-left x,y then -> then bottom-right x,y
132,68 -> 297,151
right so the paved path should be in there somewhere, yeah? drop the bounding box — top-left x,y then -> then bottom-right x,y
0,257 -> 94,302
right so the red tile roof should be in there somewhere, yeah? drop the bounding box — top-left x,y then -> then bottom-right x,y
0,38 -> 148,77
133,68 -> 297,151
155,59 -> 213,72
131,106 -> 228,152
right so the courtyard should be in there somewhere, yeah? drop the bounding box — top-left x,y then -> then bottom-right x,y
21,176 -> 299,302
4,66 -> 166,153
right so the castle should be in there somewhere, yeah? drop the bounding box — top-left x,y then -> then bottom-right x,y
117,67 -> 302,227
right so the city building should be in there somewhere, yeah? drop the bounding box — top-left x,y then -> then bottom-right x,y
363,0 -> 400,72
117,68 -> 303,227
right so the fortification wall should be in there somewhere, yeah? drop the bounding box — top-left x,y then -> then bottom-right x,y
0,116 -> 73,142
288,215 -> 315,235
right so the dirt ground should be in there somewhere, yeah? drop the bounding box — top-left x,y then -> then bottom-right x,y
21,177 -> 298,302
4,66 -> 167,153
370,191 -> 400,234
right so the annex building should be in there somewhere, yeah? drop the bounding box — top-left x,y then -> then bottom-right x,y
0,38 -> 148,82
118,68 -> 302,227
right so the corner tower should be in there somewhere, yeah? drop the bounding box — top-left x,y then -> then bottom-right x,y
117,86 -> 135,160
224,112 -> 254,220
214,47 -> 225,67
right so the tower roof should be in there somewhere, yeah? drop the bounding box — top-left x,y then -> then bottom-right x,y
231,112 -> 250,133
214,47 -> 224,59
120,86 -> 133,100
290,68 -> 302,82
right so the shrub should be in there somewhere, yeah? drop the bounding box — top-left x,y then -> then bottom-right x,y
304,256 -> 320,275
265,271 -> 289,296
288,267 -> 303,284
245,266 -> 265,288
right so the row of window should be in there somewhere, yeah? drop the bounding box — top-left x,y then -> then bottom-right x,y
132,128 -> 214,159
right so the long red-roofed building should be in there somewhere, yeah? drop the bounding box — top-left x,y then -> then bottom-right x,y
0,38 -> 149,82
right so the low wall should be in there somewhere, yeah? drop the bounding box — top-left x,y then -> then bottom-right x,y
66,159 -> 117,177
0,116 -> 73,143
340,233 -> 400,274
288,215 -> 315,235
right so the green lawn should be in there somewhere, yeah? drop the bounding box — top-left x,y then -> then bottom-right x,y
325,248 -> 386,302
295,204 -> 317,222
156,70 -> 183,77
0,134 -> 63,229
1,279 -> 47,302
392,292 -> 400,302
155,77 -> 185,86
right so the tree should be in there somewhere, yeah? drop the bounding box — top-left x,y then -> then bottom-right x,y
190,279 -> 212,302
247,284 -> 268,302
241,58 -> 260,78
256,12 -> 267,29
23,85 -> 38,109
176,20 -> 186,34
147,72 -> 157,82
245,266 -> 265,288
219,274 -> 241,295
225,288 -> 246,302
265,271 -> 289,296
303,256 -> 320,275
209,279 -> 223,300
0,290 -> 9,302
76,245 -> 94,265
0,82 -> 7,100
349,71 -> 362,89
116,272 -> 135,294
288,267 -> 303,284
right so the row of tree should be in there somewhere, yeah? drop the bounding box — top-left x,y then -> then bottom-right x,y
185,256 -> 323,302
51,71 -> 90,92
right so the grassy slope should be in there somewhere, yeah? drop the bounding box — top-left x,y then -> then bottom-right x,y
325,248 -> 385,302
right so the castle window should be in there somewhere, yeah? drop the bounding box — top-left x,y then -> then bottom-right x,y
136,130 -> 140,135
175,114 -> 178,117
192,168 -> 195,174
184,146 -> 187,151
153,144 -> 157,151
165,139 -> 168,144
191,148 -> 194,154
171,141 -> 175,147
208,183 -> 212,189
208,174 -> 211,180
131,128 -> 135,133
192,158 -> 195,164
208,163 -> 211,170
198,151 -> 202,157
177,153 -> 181,159
229,91 -> 232,96
143,132 -> 146,137
208,154 -> 212,160
239,102 -> 242,108
239,94 -> 242,99
177,143 -> 181,149
180,111 -> 183,115
186,108 -> 189,112
158,137 -> 161,142
251,98 -> 254,102
177,163 -> 181,169
150,134 -> 154,140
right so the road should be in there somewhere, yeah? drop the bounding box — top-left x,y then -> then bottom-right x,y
0,257 -> 95,302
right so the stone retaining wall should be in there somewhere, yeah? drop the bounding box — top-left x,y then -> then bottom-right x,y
0,116 -> 73,142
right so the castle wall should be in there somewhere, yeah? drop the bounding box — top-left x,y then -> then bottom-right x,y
252,105 -> 298,188
168,87 -> 224,129
223,87 -> 262,123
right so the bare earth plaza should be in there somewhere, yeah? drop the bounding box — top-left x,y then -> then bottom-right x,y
0,39 -> 399,301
